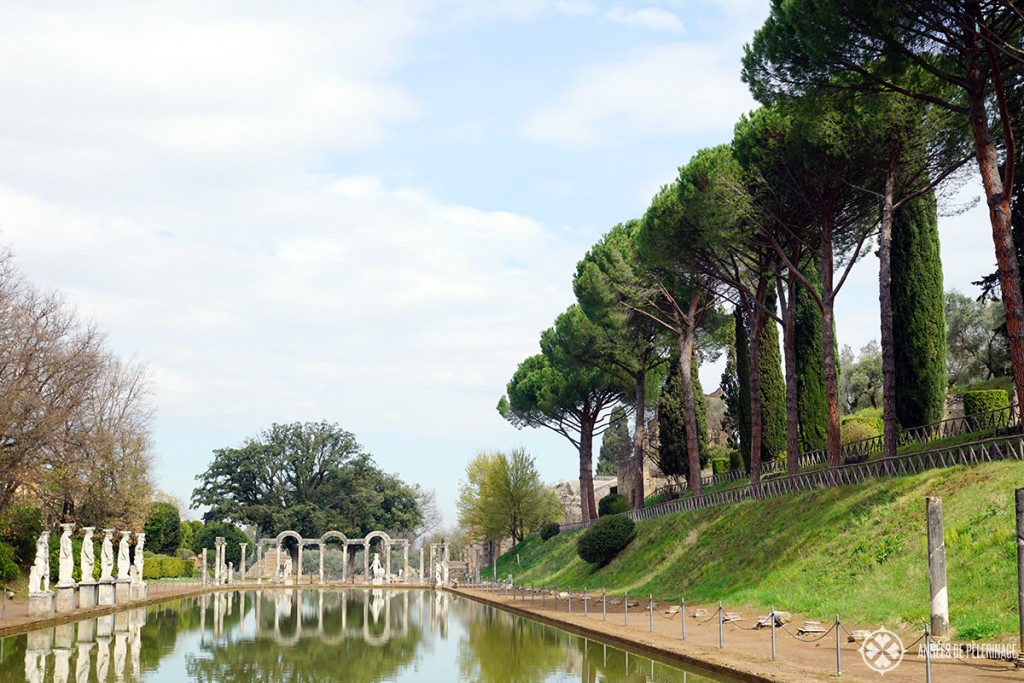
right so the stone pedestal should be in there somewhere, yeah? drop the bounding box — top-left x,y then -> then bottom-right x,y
55,585 -> 77,613
78,581 -> 98,609
28,592 -> 55,618
130,583 -> 148,601
114,579 -> 131,604
98,580 -> 115,606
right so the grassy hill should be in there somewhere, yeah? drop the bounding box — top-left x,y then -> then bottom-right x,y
486,460 -> 1024,639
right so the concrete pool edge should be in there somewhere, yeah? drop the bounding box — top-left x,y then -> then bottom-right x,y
450,587 -> 774,683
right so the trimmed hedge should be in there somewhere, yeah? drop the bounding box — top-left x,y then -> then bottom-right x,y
576,515 -> 635,566
963,390 -> 1010,429
840,416 -> 883,446
540,522 -> 560,541
0,541 -> 17,582
710,457 -> 730,475
598,493 -> 629,517
142,554 -> 195,579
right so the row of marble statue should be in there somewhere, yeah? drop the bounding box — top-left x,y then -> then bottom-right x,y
29,525 -> 145,594
26,524 -> 148,617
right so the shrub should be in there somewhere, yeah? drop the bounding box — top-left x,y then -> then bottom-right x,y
0,541 -> 17,582
710,457 -> 730,475
576,515 -> 635,565
0,503 -> 42,565
963,389 -> 1010,429
540,522 -> 560,541
598,493 -> 629,517
840,416 -> 883,444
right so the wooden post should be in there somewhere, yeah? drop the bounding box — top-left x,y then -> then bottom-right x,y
926,496 -> 949,639
1016,488 -> 1024,652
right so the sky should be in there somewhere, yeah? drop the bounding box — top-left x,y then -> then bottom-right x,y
0,1 -> 999,527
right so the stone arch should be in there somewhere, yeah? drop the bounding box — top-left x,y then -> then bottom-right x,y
363,531 -> 392,582
317,531 -> 350,583
273,531 -> 303,583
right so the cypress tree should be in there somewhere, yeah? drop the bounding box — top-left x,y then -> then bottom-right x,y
656,348 -> 708,478
795,260 -> 829,453
734,306 -> 753,470
759,291 -> 787,463
596,406 -> 631,476
891,188 -> 946,428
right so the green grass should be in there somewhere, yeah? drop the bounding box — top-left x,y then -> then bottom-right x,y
490,460 -> 1024,639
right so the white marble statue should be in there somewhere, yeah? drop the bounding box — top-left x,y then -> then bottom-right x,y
80,527 -> 95,582
370,553 -> 385,584
132,533 -> 145,584
28,531 -> 50,593
58,523 -> 75,586
100,529 -> 115,581
117,531 -> 131,580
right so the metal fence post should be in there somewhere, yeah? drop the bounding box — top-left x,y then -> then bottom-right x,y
925,623 -> 932,683
835,615 -> 842,676
584,588 -> 588,616
568,587 -> 572,613
681,597 -> 686,640
770,607 -> 776,661
624,592 -> 628,626
603,589 -> 607,621
718,601 -> 723,648
649,594 -> 654,632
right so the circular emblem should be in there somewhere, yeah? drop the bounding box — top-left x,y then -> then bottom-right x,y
860,628 -> 904,674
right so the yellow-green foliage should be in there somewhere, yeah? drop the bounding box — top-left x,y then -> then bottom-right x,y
494,461 -> 1024,639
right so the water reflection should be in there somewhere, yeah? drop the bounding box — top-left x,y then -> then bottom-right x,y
0,589 -> 730,682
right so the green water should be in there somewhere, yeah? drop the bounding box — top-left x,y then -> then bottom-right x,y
0,589 -> 733,682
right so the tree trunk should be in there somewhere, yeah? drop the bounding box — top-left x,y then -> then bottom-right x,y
748,295 -> 765,495
819,232 -> 843,474
966,79 -> 1024,421
678,329 -> 704,498
578,419 -> 597,522
878,167 -> 899,466
631,372 -> 646,509
778,277 -> 800,482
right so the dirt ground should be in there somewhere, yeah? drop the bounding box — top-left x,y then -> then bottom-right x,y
453,586 -> 1023,683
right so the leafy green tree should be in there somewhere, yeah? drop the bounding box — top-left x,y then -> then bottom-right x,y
143,502 -> 182,555
840,343 -> 884,413
742,0 -> 1024,424
191,521 -> 247,566
456,449 -> 561,546
945,290 -> 1011,386
656,347 -> 708,480
574,223 -> 669,507
191,421 -> 422,538
893,189 -> 948,427
498,307 -> 624,522
596,406 -> 630,477
794,260 -> 828,453
634,188 -> 725,498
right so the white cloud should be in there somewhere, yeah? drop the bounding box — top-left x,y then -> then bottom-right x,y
603,7 -> 685,32
521,42 -> 756,147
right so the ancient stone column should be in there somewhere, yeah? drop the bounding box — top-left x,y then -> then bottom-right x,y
297,543 -> 303,583
240,543 -> 248,581
214,537 -> 225,585
257,544 -> 263,585
201,549 -> 208,586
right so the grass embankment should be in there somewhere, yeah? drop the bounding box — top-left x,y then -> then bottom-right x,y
489,460 -> 1024,640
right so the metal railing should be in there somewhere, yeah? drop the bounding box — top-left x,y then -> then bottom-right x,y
563,434 -> 1024,532
644,404 -> 1020,503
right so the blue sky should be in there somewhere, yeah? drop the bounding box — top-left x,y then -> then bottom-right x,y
0,0 -> 997,526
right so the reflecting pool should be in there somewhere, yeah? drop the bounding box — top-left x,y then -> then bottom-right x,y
0,589 -> 734,682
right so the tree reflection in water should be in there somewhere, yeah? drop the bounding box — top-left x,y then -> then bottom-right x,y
0,589 -> 728,682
